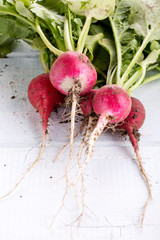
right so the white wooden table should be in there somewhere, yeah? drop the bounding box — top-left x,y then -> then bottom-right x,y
0,42 -> 160,240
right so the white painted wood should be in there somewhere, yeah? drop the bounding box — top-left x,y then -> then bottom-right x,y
0,41 -> 160,240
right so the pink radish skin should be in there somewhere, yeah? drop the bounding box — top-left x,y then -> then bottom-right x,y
49,51 -> 97,96
73,85 -> 131,186
93,85 -> 131,124
80,89 -> 98,116
117,97 -> 151,227
28,73 -> 64,133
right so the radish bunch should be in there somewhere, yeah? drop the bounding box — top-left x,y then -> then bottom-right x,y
1,0 -> 160,229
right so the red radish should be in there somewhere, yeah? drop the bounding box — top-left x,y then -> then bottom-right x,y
49,51 -> 97,227
50,51 -> 97,96
73,85 -> 131,185
0,73 -> 64,200
28,73 -> 64,134
117,97 -> 151,227
49,52 -> 97,161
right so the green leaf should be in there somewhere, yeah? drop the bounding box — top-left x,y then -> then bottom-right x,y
0,5 -> 36,31
6,0 -> 15,4
109,0 -> 134,84
15,0 -> 35,22
129,0 -> 160,41
0,15 -> 35,39
98,37 -> 117,83
30,3 -> 64,25
67,0 -> 115,20
19,0 -> 31,7
36,0 -> 66,14
0,35 -> 15,57
85,32 -> 103,61
92,45 -> 110,72
31,36 -> 45,49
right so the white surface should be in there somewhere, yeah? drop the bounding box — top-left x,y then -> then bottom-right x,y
0,42 -> 160,240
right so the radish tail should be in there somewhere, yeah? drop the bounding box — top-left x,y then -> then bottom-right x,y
73,116 -> 108,186
53,117 -> 86,163
72,116 -> 93,225
50,93 -> 77,228
73,116 -> 93,205
135,149 -> 152,227
0,132 -> 46,200
128,130 -> 152,227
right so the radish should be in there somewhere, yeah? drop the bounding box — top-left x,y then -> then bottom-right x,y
28,73 -> 64,134
49,51 -> 97,177
49,51 -> 97,227
73,84 -> 131,185
0,73 -> 64,200
117,97 -> 151,227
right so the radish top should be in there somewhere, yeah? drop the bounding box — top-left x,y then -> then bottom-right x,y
49,51 -> 97,96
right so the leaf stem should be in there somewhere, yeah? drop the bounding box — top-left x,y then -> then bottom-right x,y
94,65 -> 107,80
123,68 -> 142,90
40,48 -> 49,73
109,16 -> 122,85
128,67 -> 146,92
142,73 -> 160,85
36,17 -> 63,56
64,16 -> 74,51
76,15 -> 92,53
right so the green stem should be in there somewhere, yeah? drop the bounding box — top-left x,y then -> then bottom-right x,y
0,8 -> 36,31
94,65 -> 107,80
109,16 -> 122,85
108,66 -> 117,85
128,66 -> 146,92
142,73 -> 160,85
83,47 -> 88,55
64,16 -> 74,51
120,30 -> 153,85
40,48 -> 49,73
68,9 -> 74,49
123,68 -> 142,90
36,17 -> 63,56
95,79 -> 105,85
76,15 -> 92,53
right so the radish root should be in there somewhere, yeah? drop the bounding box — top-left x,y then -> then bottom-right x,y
53,118 -> 86,163
0,132 -> 46,200
50,84 -> 81,228
135,149 -> 152,227
73,116 -> 94,207
74,117 -> 108,187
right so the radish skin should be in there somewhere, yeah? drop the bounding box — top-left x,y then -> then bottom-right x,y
80,89 -> 98,116
117,97 -> 151,227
